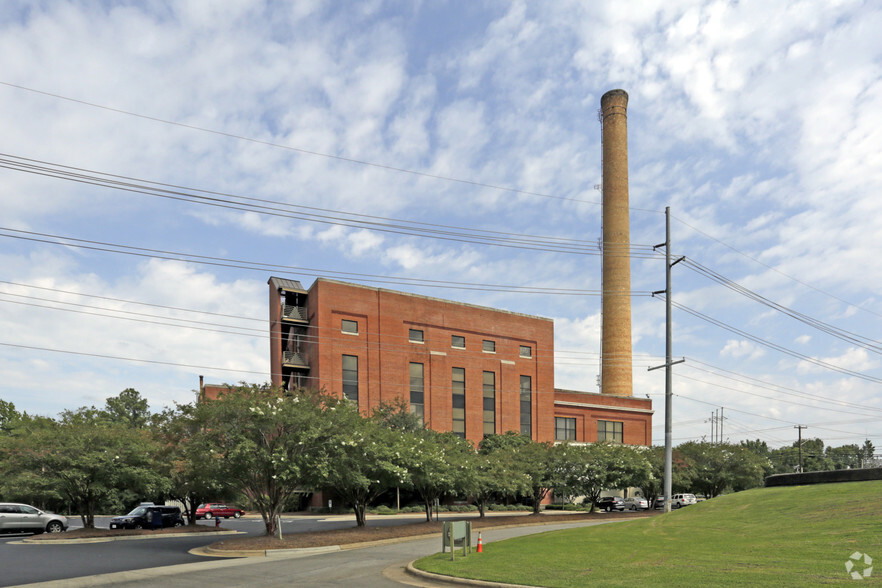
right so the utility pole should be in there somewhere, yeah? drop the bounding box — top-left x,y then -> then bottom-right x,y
649,207 -> 685,513
720,407 -> 724,443
795,425 -> 807,473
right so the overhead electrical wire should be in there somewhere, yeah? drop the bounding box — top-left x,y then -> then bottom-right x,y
665,297 -> 882,384
671,213 -> 882,320
681,258 -> 882,354
0,81 -> 601,206
0,226 -> 656,296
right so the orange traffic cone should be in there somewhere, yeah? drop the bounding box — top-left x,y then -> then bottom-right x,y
477,531 -> 483,553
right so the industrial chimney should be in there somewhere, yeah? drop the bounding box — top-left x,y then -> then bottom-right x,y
600,89 -> 633,397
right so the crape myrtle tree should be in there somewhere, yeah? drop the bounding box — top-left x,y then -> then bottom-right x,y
557,441 -> 651,512
191,384 -> 341,536
464,436 -> 531,517
479,432 -> 561,514
406,429 -> 474,522
320,402 -> 413,527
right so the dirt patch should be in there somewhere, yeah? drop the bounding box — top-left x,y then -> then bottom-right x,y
210,511 -> 654,552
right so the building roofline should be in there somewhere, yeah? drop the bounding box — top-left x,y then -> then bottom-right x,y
309,277 -> 553,322
555,388 -> 652,405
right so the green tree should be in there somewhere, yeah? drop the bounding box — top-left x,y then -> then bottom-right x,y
677,442 -> 767,497
105,388 -> 150,428
371,398 -> 425,433
406,429 -> 473,522
150,403 -> 228,524
320,404 -> 412,527
861,439 -> 876,467
826,444 -> 862,470
190,384 -> 341,536
0,399 -> 20,433
556,442 -> 651,512
6,415 -> 167,527
480,433 -> 562,515
461,446 -> 530,517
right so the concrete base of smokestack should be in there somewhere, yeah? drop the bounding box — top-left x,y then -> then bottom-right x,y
600,89 -> 633,397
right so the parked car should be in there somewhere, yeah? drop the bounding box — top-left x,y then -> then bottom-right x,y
0,503 -> 68,534
109,505 -> 184,529
595,496 -> 625,512
654,496 -> 667,509
671,493 -> 697,508
195,503 -> 245,519
623,497 -> 649,510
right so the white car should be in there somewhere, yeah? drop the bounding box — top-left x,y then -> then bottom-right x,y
623,497 -> 649,510
671,493 -> 697,508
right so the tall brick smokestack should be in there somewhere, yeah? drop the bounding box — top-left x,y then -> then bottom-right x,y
600,89 -> 633,397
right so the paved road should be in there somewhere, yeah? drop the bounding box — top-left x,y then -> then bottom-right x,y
8,520 -> 616,587
2,512 -> 617,586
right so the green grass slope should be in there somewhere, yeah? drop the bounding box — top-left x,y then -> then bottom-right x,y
415,481 -> 882,587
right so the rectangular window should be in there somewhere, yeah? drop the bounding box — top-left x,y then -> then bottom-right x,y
520,375 -> 532,437
598,420 -> 623,443
409,363 -> 424,426
519,345 -> 532,358
482,340 -> 496,353
409,329 -> 424,343
555,417 -> 576,441
342,355 -> 358,403
483,371 -> 496,437
451,335 -> 465,349
341,319 -> 358,334
452,367 -> 465,438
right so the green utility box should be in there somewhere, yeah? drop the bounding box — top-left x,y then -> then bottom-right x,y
442,520 -> 472,560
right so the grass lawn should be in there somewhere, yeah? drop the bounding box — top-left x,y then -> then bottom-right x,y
414,481 -> 882,586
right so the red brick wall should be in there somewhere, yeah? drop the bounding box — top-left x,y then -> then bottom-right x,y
266,277 -> 652,448
553,389 -> 653,445
304,279 -> 555,445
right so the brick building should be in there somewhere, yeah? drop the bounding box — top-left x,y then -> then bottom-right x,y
265,277 -> 652,446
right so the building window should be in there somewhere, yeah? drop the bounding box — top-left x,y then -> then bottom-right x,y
482,340 -> 496,353
451,335 -> 465,349
519,345 -> 532,358
341,319 -> 358,334
555,417 -> 576,441
342,355 -> 358,403
409,329 -> 424,343
483,371 -> 496,437
598,420 -> 623,443
520,376 -> 532,437
409,363 -> 424,426
452,367 -> 465,438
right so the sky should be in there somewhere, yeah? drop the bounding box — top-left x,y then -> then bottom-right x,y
1,0 -> 881,452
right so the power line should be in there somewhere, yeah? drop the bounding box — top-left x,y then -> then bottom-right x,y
682,258 -> 882,354
0,82 -> 599,206
668,298 -> 882,384
0,226 -> 657,296
671,213 -> 882,320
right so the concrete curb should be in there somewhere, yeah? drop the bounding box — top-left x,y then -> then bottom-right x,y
405,561 -> 543,587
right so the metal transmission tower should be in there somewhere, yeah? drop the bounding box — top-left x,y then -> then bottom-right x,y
650,207 -> 685,512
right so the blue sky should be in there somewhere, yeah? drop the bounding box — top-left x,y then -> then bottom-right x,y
1,0 -> 880,451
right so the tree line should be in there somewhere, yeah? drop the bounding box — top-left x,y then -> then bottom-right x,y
0,386 -> 875,536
